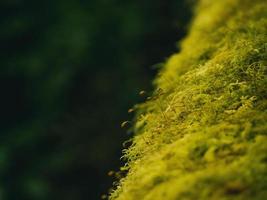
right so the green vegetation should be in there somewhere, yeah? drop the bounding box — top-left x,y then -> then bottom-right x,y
110,0 -> 267,199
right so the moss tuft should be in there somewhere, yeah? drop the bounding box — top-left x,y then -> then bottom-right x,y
110,0 -> 267,199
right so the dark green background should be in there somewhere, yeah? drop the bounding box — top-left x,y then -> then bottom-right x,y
0,0 -> 191,199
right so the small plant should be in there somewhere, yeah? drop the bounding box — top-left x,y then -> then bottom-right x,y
110,0 -> 267,199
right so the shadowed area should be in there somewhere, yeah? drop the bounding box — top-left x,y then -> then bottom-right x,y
0,0 -> 192,199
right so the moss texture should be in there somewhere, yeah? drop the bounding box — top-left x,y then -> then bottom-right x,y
110,0 -> 267,199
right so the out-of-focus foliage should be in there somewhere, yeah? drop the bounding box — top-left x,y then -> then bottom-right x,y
110,0 -> 267,199
0,0 -> 191,199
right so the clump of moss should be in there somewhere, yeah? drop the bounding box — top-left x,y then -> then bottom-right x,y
110,0 -> 267,199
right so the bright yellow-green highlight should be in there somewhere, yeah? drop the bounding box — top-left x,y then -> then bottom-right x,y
110,0 -> 267,199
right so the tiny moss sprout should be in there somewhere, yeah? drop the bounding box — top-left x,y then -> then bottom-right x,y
139,90 -> 146,96
120,121 -> 131,128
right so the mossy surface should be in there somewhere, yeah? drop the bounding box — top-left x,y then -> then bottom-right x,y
110,0 -> 267,199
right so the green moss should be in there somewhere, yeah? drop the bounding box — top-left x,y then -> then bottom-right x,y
110,0 -> 267,199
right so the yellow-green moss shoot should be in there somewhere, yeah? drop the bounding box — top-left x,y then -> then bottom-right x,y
110,0 -> 267,199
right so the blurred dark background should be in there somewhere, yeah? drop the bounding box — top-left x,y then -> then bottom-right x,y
0,0 -> 191,199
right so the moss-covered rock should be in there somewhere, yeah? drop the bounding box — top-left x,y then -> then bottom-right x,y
110,0 -> 267,199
